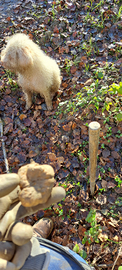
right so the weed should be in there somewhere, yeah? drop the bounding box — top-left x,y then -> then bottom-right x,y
81,37 -> 95,57
73,244 -> 87,260
55,203 -> 64,218
91,0 -> 104,12
115,130 -> 122,138
77,202 -> 82,208
64,58 -> 73,74
32,4 -> 36,9
3,70 -> 18,91
52,2 -> 56,19
99,187 -> 106,193
99,167 -> 105,174
101,143 -> 105,149
22,128 -> 27,133
82,209 -> 101,244
98,174 -> 102,180
109,82 -> 122,95
115,175 -> 122,188
116,5 -> 122,20
5,70 -> 15,78
85,63 -> 90,72
57,62 -> 121,123
103,117 -> 110,124
58,209 -> 64,216
9,167 -> 13,173
94,68 -> 104,79
73,57 -> 81,67
103,126 -> 112,139
76,182 -> 81,187
106,82 -> 122,122
115,197 -> 122,207
109,210 -> 118,219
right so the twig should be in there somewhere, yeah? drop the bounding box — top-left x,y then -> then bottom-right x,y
0,118 -> 9,173
92,252 -> 108,265
112,246 -> 122,270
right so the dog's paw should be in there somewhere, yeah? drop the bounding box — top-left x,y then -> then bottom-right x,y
47,105 -> 53,111
25,103 -> 31,110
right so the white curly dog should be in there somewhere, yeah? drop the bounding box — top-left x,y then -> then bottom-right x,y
1,33 -> 61,110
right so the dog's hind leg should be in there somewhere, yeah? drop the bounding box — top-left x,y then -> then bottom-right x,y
24,90 -> 33,110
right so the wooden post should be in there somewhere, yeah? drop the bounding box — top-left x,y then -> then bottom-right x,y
89,121 -> 100,196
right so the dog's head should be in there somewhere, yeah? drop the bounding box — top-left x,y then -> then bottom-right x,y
1,34 -> 33,73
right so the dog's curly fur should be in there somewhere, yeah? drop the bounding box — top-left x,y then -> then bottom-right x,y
1,33 -> 61,110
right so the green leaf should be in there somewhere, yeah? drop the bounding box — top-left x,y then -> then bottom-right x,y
116,113 -> 122,122
89,227 -> 95,235
118,82 -> 122,95
86,209 -> 96,223
98,71 -> 103,79
109,82 -> 122,95
82,236 -> 87,245
88,238 -> 91,244
95,239 -> 100,243
79,249 -> 87,259
73,244 -> 79,253
91,221 -> 96,227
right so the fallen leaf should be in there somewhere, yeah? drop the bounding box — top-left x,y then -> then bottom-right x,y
28,150 -> 37,158
48,152 -> 57,161
98,232 -> 108,242
4,117 -> 13,125
62,121 -> 72,131
70,65 -> 77,74
107,182 -> 116,189
96,194 -> 107,205
19,114 -> 27,120
111,151 -> 120,159
101,180 -> 107,189
57,156 -> 64,163
53,26 -> 59,33
102,149 -> 110,158
78,225 -> 86,236
84,78 -> 93,86
108,194 -> 117,204
24,118 -> 32,127
59,47 -> 65,54
4,123 -> 13,134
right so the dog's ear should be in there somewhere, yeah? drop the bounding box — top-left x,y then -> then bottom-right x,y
16,47 -> 33,67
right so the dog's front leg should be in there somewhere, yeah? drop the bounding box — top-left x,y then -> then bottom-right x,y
44,92 -> 53,111
24,90 -> 32,110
